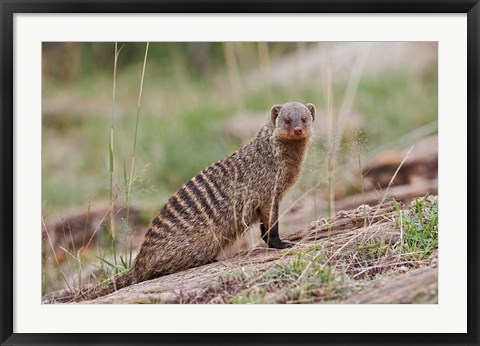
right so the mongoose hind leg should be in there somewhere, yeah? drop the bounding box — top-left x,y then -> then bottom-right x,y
133,227 -> 222,282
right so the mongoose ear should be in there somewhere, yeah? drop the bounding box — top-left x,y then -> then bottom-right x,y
271,104 -> 282,125
306,103 -> 316,122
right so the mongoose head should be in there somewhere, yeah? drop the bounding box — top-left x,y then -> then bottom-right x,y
271,102 -> 316,141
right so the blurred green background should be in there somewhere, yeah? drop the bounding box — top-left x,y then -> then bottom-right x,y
42,42 -> 437,219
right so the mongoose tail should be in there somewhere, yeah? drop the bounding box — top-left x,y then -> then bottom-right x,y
79,268 -> 137,301
104,269 -> 137,294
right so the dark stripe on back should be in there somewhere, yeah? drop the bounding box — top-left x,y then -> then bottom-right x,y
160,203 -> 188,226
151,216 -> 166,229
160,205 -> 174,221
177,187 -> 196,215
202,165 -> 228,201
207,172 -> 228,201
168,194 -> 184,215
185,180 -> 211,220
197,174 -> 220,207
146,224 -> 167,242
233,156 -> 245,181
189,177 -> 215,219
214,161 -> 229,176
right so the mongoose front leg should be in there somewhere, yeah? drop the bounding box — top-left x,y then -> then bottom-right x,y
259,201 -> 294,249
260,222 -> 294,249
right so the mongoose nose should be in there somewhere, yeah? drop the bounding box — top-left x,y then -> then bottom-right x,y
294,127 -> 303,135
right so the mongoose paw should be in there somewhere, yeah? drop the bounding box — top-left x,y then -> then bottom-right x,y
268,240 -> 295,249
206,258 -> 218,264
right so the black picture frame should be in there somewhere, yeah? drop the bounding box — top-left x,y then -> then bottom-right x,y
1,1 -> 478,345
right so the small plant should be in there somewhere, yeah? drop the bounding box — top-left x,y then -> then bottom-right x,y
394,196 -> 438,260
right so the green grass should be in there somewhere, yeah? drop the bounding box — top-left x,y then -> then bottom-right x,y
395,196 -> 438,260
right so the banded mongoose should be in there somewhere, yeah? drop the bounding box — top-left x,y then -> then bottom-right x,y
95,101 -> 315,297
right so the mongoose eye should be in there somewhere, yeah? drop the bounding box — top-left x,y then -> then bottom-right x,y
285,118 -> 292,124
301,116 -> 307,123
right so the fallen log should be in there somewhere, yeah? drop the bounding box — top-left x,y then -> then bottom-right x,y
344,266 -> 438,304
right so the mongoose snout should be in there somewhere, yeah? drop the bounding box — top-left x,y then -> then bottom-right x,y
293,127 -> 303,136
90,101 -> 316,299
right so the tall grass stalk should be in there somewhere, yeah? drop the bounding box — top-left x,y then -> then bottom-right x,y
126,42 -> 149,207
355,146 -> 367,249
352,131 -> 368,232
109,42 -> 120,265
395,200 -> 404,250
124,42 -> 150,264
322,43 -> 371,241
322,43 -> 335,246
